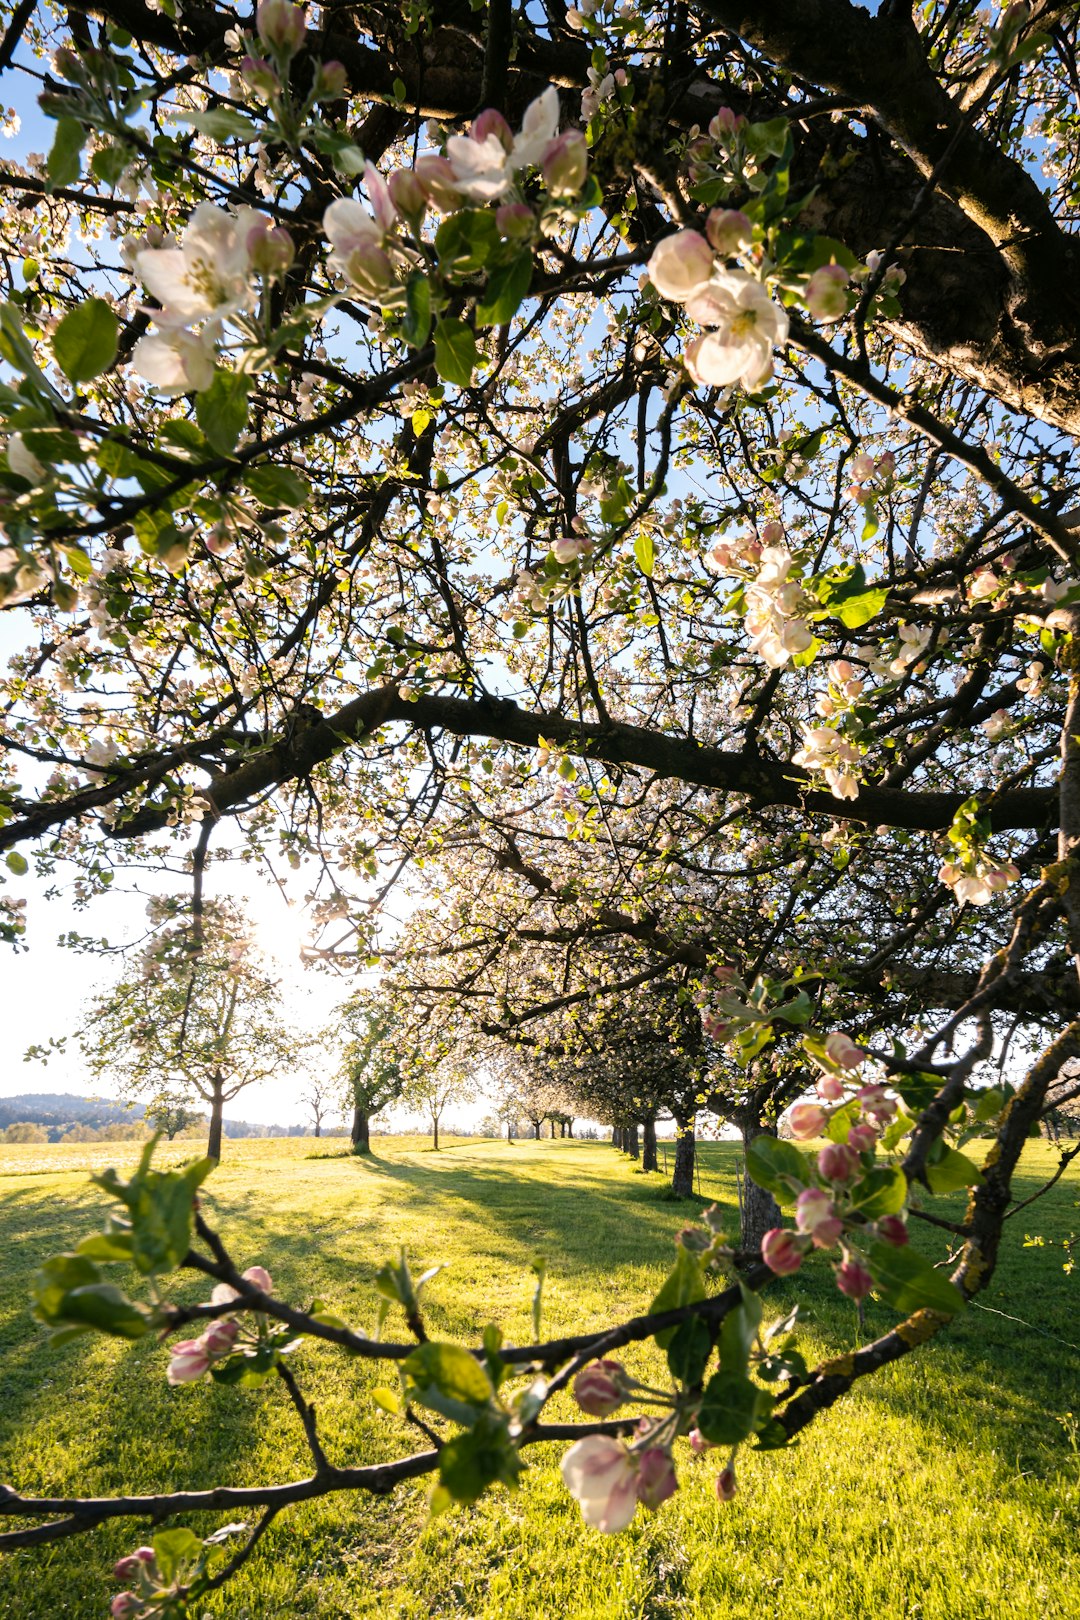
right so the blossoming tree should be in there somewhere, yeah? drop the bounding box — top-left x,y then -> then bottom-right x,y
0,0 -> 1079,1610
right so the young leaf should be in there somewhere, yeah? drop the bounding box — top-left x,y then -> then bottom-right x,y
744,1136 -> 809,1206
53,300 -> 119,385
476,250 -> 532,328
195,370 -> 252,455
434,318 -> 478,388
866,1241 -> 966,1317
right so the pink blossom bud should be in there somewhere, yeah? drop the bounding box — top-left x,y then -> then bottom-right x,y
112,1557 -> 143,1581
388,169 -> 427,220
637,1446 -> 678,1509
817,1141 -> 859,1183
473,108 -> 514,151
847,1123 -> 877,1154
817,1073 -> 845,1102
876,451 -> 896,477
573,1359 -> 626,1416
706,208 -> 752,256
242,1265 -> 272,1293
709,107 -> 745,139
256,0 -> 307,55
788,1101 -> 827,1140
836,1256 -> 874,1302
110,1595 -> 143,1619
496,201 -> 536,240
647,230 -> 714,303
761,1227 -> 806,1276
824,1031 -> 864,1070
795,1187 -> 843,1249
315,59 -> 348,98
542,129 -> 588,197
857,1084 -> 896,1124
688,1427 -> 713,1454
342,240 -> 395,296
715,1464 -> 737,1501
202,1317 -> 240,1357
758,520 -> 784,547
876,1215 -> 909,1247
804,263 -> 849,322
240,55 -> 279,94
414,153 -> 461,213
851,453 -> 875,482
247,222 -> 295,277
166,1339 -> 211,1385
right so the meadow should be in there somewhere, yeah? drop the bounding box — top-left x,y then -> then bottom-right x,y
0,1134 -> 1076,1620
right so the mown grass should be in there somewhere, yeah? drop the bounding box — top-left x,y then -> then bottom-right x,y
0,1134 -> 1076,1619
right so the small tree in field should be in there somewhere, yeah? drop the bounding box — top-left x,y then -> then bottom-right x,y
144,1089 -> 204,1142
80,898 -> 302,1160
336,994 -> 404,1155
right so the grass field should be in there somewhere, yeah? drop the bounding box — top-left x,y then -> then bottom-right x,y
0,1133 -> 1076,1620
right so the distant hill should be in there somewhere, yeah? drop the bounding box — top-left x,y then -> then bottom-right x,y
0,1093 -> 309,1142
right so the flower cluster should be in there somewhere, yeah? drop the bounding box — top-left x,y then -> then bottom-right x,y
792,719 -> 861,802
845,450 -> 895,507
704,523 -> 816,670
165,1265 -> 271,1384
561,1432 -> 677,1532
938,854 -> 1020,907
133,204 -> 293,394
648,228 -> 788,392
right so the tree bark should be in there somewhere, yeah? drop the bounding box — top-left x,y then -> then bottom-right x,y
566,1119 -> 574,1138
206,1080 -> 224,1162
672,1114 -> 696,1197
740,1121 -> 782,1254
432,1112 -> 440,1151
625,1122 -> 640,1160
351,1103 -> 371,1155
612,1126 -> 623,1150
642,1115 -> 658,1173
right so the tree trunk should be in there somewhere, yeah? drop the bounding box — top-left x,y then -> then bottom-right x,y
612,1126 -> 623,1150
566,1119 -> 574,1138
207,1082 -> 224,1162
351,1104 -> 371,1155
533,1119 -> 541,1140
625,1122 -> 640,1160
314,1118 -> 322,1138
642,1115 -> 658,1172
740,1121 -> 782,1254
432,1112 -> 440,1151
672,1114 -> 696,1197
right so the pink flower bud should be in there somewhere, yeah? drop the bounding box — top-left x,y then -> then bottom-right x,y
688,1427 -> 713,1454
647,230 -> 714,303
836,1257 -> 874,1302
316,59 -> 348,98
573,1359 -> 626,1416
202,1317 -> 240,1357
341,240 -> 395,297
637,1446 -> 678,1509
110,1595 -> 143,1619
847,1123 -> 877,1154
495,202 -> 536,241
761,1227 -> 806,1276
715,1464 -> 737,1501
817,1141 -> 859,1183
473,108 -> 514,151
795,1187 -> 843,1249
706,208 -> 752,257
166,1339 -> 211,1385
256,0 -> 307,55
414,153 -> 461,213
388,169 -> 427,220
709,107 -> 744,138
817,1073 -> 845,1102
824,1031 -> 865,1070
788,1102 -> 827,1140
112,1557 -> 143,1581
247,222 -> 295,278
242,1265 -> 272,1293
876,1215 -> 909,1247
542,129 -> 588,197
804,263 -> 849,322
857,1084 -> 896,1124
240,55 -> 279,95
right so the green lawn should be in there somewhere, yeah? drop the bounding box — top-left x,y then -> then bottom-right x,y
0,1134 -> 1076,1619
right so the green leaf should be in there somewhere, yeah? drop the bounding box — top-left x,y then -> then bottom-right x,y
435,209 -> 500,276
744,1136 -> 809,1206
824,1099 -> 861,1144
32,1254 -> 150,1341
666,1316 -> 711,1387
697,1370 -> 770,1445
719,1285 -> 763,1378
195,370 -> 252,454
433,318 -> 478,388
925,1145 -> 983,1194
93,1141 -> 214,1277
372,1385 -> 402,1414
187,108 -> 258,140
649,1242 -> 706,1348
866,1240 -> 966,1317
5,851 -> 27,875
438,1412 -> 523,1504
47,117 -> 85,188
53,299 -> 118,384
404,1341 -> 494,1414
850,1165 -> 908,1219
152,1528 -> 202,1583
476,249 -> 532,328
634,532 -> 655,578
244,464 -> 311,508
403,272 -> 432,349
835,585 -> 889,630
